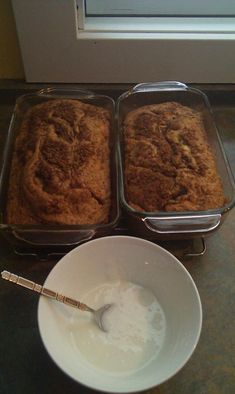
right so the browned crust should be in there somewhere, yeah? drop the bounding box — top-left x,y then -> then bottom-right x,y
124,102 -> 226,212
6,99 -> 111,225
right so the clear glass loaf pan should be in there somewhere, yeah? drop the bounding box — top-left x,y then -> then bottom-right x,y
116,81 -> 235,240
0,88 -> 120,251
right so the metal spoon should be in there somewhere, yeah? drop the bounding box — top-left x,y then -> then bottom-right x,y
1,270 -> 112,332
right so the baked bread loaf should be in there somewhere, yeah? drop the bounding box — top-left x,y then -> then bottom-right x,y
6,99 -> 111,225
123,101 -> 226,212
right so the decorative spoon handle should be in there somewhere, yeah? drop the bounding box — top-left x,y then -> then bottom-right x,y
1,270 -> 92,312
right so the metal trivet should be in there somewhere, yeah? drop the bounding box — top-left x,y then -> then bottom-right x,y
12,232 -> 206,261
112,224 -> 207,259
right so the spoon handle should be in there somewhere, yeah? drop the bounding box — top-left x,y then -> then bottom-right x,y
1,270 -> 92,312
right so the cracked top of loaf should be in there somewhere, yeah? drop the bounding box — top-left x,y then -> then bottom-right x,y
123,101 -> 226,212
6,99 -> 111,225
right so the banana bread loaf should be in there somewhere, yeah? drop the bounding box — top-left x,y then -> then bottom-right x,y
6,99 -> 111,225
123,101 -> 226,212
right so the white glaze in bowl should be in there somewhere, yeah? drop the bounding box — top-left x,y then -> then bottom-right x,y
38,235 -> 202,393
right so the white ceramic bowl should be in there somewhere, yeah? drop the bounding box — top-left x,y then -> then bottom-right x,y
38,236 -> 202,393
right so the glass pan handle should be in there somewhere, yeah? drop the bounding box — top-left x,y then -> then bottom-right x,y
143,214 -> 221,234
12,229 -> 95,246
132,81 -> 188,93
37,87 -> 95,99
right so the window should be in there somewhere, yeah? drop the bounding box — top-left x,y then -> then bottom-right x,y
85,0 -> 235,17
78,0 -> 235,35
12,0 -> 235,83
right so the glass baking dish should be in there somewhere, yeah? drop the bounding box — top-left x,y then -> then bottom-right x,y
116,81 -> 235,240
0,88 -> 120,252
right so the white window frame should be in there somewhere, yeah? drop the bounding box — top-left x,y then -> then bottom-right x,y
12,0 -> 235,83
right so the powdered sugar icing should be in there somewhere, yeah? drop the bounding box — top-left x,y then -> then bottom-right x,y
69,281 -> 166,375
